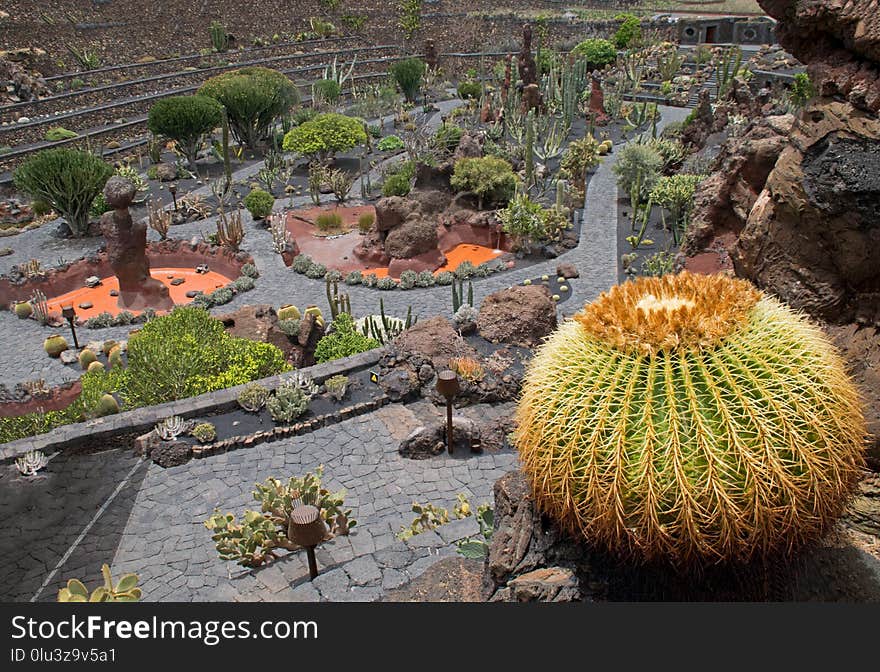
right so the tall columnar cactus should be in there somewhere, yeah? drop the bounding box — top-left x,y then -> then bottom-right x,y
515,272 -> 866,565
325,277 -> 351,320
524,110 -> 535,187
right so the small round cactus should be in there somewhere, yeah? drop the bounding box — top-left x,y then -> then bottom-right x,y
515,272 -> 866,565
557,277 -> 566,283
107,348 -> 123,369
523,279 -> 532,286
94,393 -> 120,417
551,294 -> 561,301
559,285 -> 569,292
541,274 -> 549,281
13,301 -> 33,319
78,349 -> 98,370
43,334 -> 68,358
87,360 -> 105,373
101,340 -> 118,356
190,422 -> 217,443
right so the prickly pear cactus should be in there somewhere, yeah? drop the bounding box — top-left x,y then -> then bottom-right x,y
515,272 -> 866,565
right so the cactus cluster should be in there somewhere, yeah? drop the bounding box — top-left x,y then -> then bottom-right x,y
515,272 -> 866,565
325,277 -> 351,319
451,278 -> 474,314
204,466 -> 355,567
237,382 -> 270,412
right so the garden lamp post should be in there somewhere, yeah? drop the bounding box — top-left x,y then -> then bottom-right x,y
169,182 -> 178,212
436,370 -> 460,455
289,505 -> 327,581
60,304 -> 79,349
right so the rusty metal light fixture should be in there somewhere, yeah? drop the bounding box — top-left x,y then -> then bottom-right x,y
169,182 -> 178,211
289,504 -> 327,581
60,304 -> 79,349
436,369 -> 460,455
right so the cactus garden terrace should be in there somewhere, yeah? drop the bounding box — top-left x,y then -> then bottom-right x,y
0,3 -> 879,609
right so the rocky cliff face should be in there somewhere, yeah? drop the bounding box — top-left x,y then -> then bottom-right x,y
760,0 -> 880,113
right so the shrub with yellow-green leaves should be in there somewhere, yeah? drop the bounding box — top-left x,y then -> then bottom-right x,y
282,113 -> 367,164
515,272 -> 866,566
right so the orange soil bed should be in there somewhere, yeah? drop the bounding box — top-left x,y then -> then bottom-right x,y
45,268 -> 234,321
285,207 -> 504,279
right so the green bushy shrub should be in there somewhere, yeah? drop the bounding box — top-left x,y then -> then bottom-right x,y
377,135 -> 404,151
315,211 -> 343,231
450,156 -> 517,209
313,78 -> 341,105
243,188 -> 274,219
121,306 -> 290,407
435,123 -> 463,152
147,95 -> 223,171
314,313 -> 380,363
571,39 -> 617,70
282,112 -> 367,163
457,80 -> 481,100
199,67 -> 299,149
612,143 -> 663,203
391,57 -> 425,103
382,160 -> 415,197
13,148 -> 113,237
613,14 -> 642,49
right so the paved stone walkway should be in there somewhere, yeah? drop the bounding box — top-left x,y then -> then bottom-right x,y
1,400 -> 515,602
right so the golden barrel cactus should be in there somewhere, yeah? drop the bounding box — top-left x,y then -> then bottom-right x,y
515,272 -> 866,565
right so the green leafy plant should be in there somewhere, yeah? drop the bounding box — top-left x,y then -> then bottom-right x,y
497,192 -> 548,254
282,113 -> 367,163
314,313 -> 379,363
199,67 -> 300,149
789,72 -> 815,110
457,80 -> 481,100
559,136 -> 602,192
147,95 -> 223,172
571,39 -> 617,70
377,135 -> 405,151
58,565 -> 141,602
434,122 -> 463,152
515,272 -> 866,565
13,148 -> 113,237
382,159 -> 415,196
204,466 -> 355,567
242,188 -> 274,219
612,142 -> 663,205
313,78 -> 341,106
649,173 -> 705,245
390,57 -> 425,103
613,14 -> 642,50
397,0 -> 423,39
450,156 -> 517,209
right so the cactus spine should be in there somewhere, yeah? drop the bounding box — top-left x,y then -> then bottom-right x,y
515,272 -> 866,565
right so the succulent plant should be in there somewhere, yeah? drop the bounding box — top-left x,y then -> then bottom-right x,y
324,374 -> 349,401
16,449 -> 48,476
87,360 -> 105,373
190,422 -> 217,443
78,348 -> 98,370
204,465 -> 354,567
43,334 -> 69,358
155,415 -> 189,441
286,370 -> 319,398
101,340 -> 118,356
107,348 -> 123,369
266,380 -> 310,423
515,272 -> 866,566
278,318 -> 301,337
94,393 -> 120,417
237,382 -> 270,412
277,304 -> 301,322
13,301 -> 33,319
58,564 -> 141,602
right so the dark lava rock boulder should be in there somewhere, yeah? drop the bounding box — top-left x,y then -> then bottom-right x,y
392,315 -> 477,368
150,441 -> 192,468
374,196 -> 417,232
477,285 -> 557,348
398,417 -> 479,459
384,216 -> 438,259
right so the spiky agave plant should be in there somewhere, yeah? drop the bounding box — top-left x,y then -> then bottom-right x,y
515,272 -> 866,566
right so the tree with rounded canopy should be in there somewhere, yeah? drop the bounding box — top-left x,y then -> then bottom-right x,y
199,67 -> 299,150
282,113 -> 367,164
147,95 -> 223,173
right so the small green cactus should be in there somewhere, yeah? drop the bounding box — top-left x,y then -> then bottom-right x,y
190,422 -> 217,443
78,348 -> 98,370
13,301 -> 33,319
237,382 -> 270,412
278,304 -> 301,322
58,564 -> 141,602
107,348 -> 123,369
43,334 -> 68,358
87,360 -> 105,373
94,393 -> 119,417
101,340 -> 118,356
